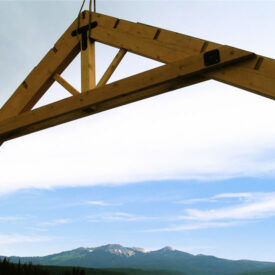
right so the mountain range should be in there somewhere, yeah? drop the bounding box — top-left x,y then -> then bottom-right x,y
3,244 -> 275,275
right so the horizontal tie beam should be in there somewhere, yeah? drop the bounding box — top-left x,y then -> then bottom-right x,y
0,46 -> 254,143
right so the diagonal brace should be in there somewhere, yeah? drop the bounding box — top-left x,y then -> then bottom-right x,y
97,48 -> 127,87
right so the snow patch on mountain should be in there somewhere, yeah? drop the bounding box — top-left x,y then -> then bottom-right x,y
131,247 -> 148,253
80,244 -> 174,256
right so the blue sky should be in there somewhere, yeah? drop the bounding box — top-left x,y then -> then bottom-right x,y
0,0 -> 275,262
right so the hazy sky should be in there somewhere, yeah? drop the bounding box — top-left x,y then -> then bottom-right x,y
0,0 -> 275,262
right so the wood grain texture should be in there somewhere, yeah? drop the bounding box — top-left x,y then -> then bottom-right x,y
81,39 -> 96,92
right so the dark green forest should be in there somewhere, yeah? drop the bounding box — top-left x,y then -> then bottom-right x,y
2,257 -> 275,275
0,258 -> 113,275
0,258 -> 49,275
0,258 -> 183,275
240,271 -> 275,275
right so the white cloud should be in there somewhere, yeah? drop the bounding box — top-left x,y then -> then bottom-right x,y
213,193 -> 253,199
39,219 -> 72,227
27,227 -> 49,232
0,82 -> 275,194
180,192 -> 275,221
176,198 -> 217,205
0,234 -> 52,245
0,216 -> 24,222
88,212 -> 151,222
177,192 -> 254,204
148,192 -> 275,232
87,200 -> 118,206
144,221 -> 239,232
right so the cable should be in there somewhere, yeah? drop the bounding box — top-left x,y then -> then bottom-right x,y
77,0 -> 86,41
77,0 -> 96,43
88,0 -> 92,37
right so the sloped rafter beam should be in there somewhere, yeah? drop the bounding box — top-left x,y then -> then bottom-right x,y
88,12 -> 275,100
0,46 -> 254,142
0,16 -> 81,121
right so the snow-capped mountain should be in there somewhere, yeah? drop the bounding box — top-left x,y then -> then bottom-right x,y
82,244 -> 145,257
3,244 -> 275,275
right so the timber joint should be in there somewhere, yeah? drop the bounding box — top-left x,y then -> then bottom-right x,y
71,21 -> 98,51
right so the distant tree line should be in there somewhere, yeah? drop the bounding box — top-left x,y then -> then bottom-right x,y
0,258 -> 86,275
0,258 -> 49,275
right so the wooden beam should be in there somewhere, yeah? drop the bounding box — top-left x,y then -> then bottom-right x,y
205,59 -> 275,100
53,74 -> 80,96
0,46 -> 254,142
89,12 -> 275,100
90,25 -> 186,63
97,48 -> 127,87
0,16 -> 84,121
81,38 -> 96,92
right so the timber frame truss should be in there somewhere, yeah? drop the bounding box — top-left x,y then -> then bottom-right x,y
0,11 -> 275,145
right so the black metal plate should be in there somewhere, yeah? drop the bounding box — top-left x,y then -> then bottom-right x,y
204,49 -> 220,66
